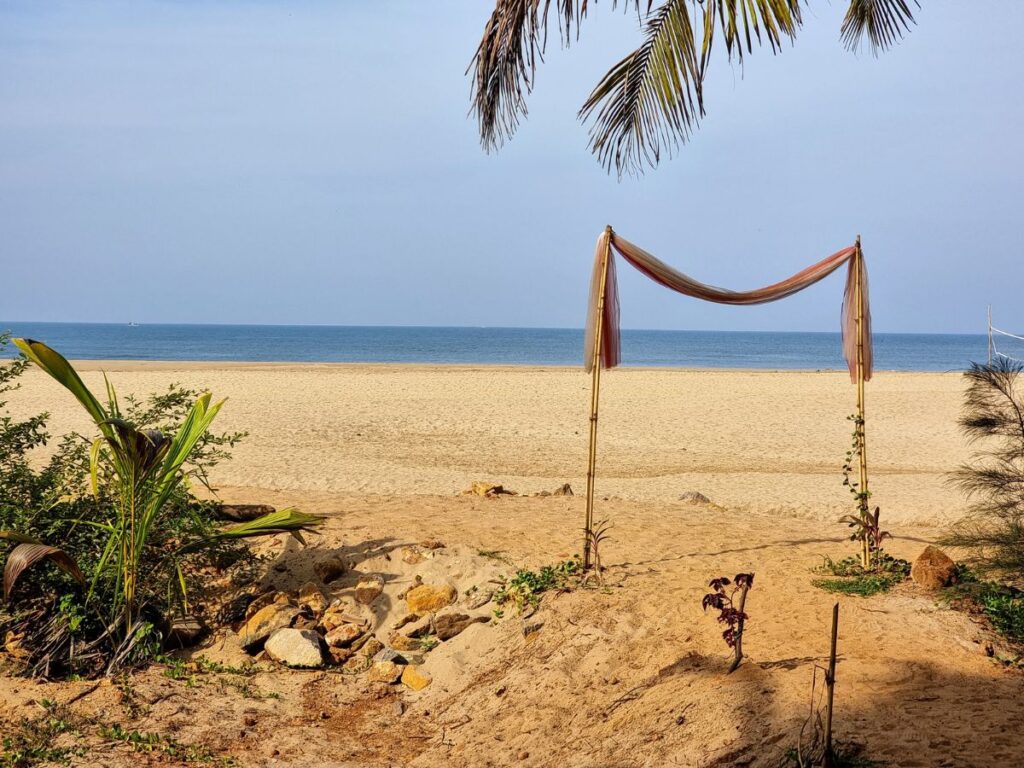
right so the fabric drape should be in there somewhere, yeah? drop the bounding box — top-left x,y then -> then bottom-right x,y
584,231 -> 872,382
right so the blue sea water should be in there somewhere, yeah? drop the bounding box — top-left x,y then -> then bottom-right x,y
0,322 -> 1000,372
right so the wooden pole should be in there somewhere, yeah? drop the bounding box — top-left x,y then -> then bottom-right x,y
584,226 -> 613,570
823,602 -> 840,768
854,237 -> 870,569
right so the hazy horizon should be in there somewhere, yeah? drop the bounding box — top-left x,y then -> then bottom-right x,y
2,2 -> 1022,335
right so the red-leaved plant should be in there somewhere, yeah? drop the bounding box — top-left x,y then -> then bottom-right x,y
702,573 -> 754,673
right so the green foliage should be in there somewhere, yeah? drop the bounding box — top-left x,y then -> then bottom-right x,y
0,337 -> 321,676
0,701 -> 82,767
494,559 -> 581,614
943,359 -> 1024,579
812,554 -> 910,597
943,569 -> 1024,645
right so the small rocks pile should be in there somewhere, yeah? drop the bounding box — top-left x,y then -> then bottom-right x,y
233,559 -> 492,692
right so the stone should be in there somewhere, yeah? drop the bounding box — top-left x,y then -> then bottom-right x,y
217,503 -> 275,522
359,638 -> 385,658
911,546 -> 957,590
469,481 -> 514,497
406,583 -> 457,614
392,613 -> 421,630
401,665 -> 432,691
552,483 -> 574,497
367,660 -> 403,684
467,589 -> 493,610
328,646 -> 354,665
388,633 -> 424,653
239,603 -> 299,650
321,603 -> 371,633
434,613 -> 488,641
244,591 -> 290,620
419,539 -> 446,550
165,616 -> 206,649
325,623 -> 365,648
521,618 -> 545,638
314,555 -> 348,584
401,547 -> 425,565
264,628 -> 325,668
373,647 -> 408,665
342,655 -> 372,674
354,575 -> 385,605
678,491 -> 712,505
297,582 -> 328,615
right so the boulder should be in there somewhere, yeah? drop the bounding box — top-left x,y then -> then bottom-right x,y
239,603 -> 299,650
911,546 -> 957,590
325,623 -> 365,648
354,575 -> 385,605
367,660 -> 403,684
388,633 -> 424,653
434,613 -> 488,641
217,503 -> 275,522
401,665 -> 432,691
297,582 -> 328,615
264,628 -> 325,668
552,483 -> 574,497
314,555 -> 348,584
406,583 -> 457,614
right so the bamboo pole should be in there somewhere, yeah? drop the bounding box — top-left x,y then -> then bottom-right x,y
823,602 -> 840,768
854,237 -> 870,569
583,227 -> 613,569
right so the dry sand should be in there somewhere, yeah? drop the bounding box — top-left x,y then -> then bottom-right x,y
3,362 -> 1022,767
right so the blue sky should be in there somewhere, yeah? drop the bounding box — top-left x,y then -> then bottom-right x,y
1,1 -> 1021,333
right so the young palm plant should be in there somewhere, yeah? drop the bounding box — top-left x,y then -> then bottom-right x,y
3,339 -> 322,667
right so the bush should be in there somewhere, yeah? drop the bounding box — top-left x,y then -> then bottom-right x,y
943,359 -> 1024,579
812,554 -> 910,597
0,337 -> 321,677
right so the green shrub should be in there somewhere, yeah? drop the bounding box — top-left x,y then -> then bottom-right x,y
812,554 -> 910,597
494,559 -> 581,614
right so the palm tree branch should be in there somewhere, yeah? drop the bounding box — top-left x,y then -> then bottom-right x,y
840,0 -> 918,52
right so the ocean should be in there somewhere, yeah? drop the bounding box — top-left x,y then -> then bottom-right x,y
0,322 -> 1007,372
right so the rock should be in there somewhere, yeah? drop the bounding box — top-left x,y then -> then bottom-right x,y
522,618 -> 545,638
401,547 -> 425,565
321,602 -> 371,632
264,628 -> 325,668
388,633 -> 424,652
217,503 -> 275,522
297,582 -> 328,615
367,660 -> 403,684
406,584 -> 457,614
165,616 -> 206,649
467,589 -> 493,610
239,604 -> 299,650
434,613 -> 488,641
373,647 -> 408,665
342,655 -> 371,674
360,637 -> 385,658
911,546 -> 957,590
392,613 -> 421,630
552,483 -> 574,497
678,491 -> 712,505
468,482 -> 515,497
420,539 -> 446,550
401,665 -> 432,691
354,575 -> 385,605
314,555 -> 348,584
325,623 -> 365,648
328,646 -> 354,665
244,591 -> 290,620
403,615 -> 434,639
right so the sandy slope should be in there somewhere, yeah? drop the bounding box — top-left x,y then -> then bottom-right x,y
3,363 -> 1020,767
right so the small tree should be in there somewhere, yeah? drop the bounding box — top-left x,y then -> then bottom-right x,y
702,573 -> 754,672
944,358 -> 1024,578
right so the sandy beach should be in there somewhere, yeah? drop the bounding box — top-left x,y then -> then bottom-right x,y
4,362 -> 1021,767
10,362 -> 967,526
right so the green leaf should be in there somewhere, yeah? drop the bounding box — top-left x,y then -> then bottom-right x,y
13,338 -> 109,430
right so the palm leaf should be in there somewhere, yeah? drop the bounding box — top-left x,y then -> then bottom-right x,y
580,0 -> 801,175
3,542 -> 86,601
840,0 -> 918,52
173,509 -> 324,556
12,339 -> 109,431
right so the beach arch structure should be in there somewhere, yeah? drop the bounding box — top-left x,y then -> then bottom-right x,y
581,226 -> 874,568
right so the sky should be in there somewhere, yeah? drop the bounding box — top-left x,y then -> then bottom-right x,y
1,1 -> 1022,334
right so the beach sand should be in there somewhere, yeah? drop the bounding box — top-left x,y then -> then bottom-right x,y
4,362 -> 1021,767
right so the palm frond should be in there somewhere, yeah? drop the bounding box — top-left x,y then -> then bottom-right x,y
840,0 -> 918,53
579,0 -> 801,175
3,542 -> 85,601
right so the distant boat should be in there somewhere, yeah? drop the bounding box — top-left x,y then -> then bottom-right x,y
128,322 -> 140,327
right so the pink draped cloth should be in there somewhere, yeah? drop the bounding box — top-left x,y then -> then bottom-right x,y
584,231 -> 872,382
